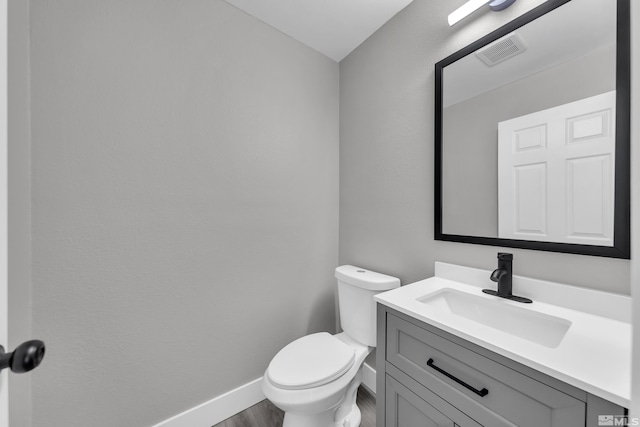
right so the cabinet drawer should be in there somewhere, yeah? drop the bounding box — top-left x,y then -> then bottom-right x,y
386,314 -> 585,427
386,374 -> 481,427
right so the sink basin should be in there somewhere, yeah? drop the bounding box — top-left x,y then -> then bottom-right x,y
418,289 -> 572,348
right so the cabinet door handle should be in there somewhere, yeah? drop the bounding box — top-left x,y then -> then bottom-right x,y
426,358 -> 489,397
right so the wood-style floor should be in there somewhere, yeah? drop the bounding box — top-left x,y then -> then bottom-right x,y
213,385 -> 376,427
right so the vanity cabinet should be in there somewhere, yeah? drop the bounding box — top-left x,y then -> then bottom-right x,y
386,375 -> 479,427
376,305 -> 627,427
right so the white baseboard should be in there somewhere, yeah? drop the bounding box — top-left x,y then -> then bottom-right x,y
362,362 -> 376,394
154,364 -> 377,427
153,377 -> 265,427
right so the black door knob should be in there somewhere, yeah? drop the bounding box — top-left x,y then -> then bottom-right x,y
0,340 -> 46,373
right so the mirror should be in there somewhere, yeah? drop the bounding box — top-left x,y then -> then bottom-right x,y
435,0 -> 630,258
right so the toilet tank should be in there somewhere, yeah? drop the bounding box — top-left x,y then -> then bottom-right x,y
335,265 -> 400,347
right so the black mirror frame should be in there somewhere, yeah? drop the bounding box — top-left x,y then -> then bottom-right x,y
434,0 -> 631,259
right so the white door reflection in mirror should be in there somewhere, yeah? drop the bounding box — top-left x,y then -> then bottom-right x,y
498,91 -> 616,245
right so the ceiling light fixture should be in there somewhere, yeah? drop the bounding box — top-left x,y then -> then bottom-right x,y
448,0 -> 517,26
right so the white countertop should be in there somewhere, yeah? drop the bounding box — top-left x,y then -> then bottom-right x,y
374,262 -> 631,408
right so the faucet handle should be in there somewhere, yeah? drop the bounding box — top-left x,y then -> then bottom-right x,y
497,252 -> 513,261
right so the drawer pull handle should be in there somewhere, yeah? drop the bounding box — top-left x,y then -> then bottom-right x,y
426,358 -> 489,397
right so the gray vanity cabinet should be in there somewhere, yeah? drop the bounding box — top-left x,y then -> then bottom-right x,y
386,375 -> 456,427
385,369 -> 482,427
376,305 -> 627,427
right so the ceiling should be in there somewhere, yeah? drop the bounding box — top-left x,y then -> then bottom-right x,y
223,0 -> 415,62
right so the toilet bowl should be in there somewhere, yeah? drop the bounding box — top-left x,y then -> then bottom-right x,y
262,266 -> 400,427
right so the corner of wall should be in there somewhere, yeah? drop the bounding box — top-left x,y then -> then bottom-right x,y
7,0 -> 32,426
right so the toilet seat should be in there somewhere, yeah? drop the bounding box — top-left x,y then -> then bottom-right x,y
267,332 -> 355,390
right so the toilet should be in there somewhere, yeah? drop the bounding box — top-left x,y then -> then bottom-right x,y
262,265 -> 400,427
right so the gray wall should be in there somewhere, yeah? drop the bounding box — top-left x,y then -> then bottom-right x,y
442,44 -> 616,236
8,0 -> 32,426
339,0 -> 629,296
29,1 -> 339,426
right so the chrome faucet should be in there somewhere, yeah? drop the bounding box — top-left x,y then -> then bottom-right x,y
482,253 -> 532,303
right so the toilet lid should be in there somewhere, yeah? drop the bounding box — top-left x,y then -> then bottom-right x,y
267,332 -> 355,390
